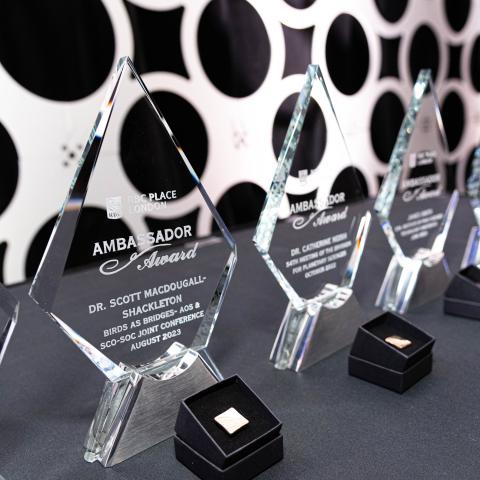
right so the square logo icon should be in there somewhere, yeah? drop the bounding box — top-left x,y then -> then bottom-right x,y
106,196 -> 122,219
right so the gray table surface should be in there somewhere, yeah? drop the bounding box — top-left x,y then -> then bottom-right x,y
1,199 -> 480,480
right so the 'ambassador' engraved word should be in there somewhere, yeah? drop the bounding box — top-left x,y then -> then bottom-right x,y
93,227 -> 192,256
290,192 -> 345,215
99,242 -> 198,276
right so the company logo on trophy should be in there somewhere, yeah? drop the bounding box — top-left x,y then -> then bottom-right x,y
106,196 -> 122,219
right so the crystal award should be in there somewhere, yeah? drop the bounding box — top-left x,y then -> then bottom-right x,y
253,64 -> 371,372
29,57 -> 237,467
0,283 -> 18,369
375,69 -> 459,314
463,147 -> 480,267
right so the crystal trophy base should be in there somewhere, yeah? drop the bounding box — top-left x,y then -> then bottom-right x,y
376,249 -> 451,314
84,343 -> 219,467
462,226 -> 480,268
270,284 -> 366,372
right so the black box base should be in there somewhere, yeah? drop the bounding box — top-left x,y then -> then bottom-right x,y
444,266 -> 480,320
444,297 -> 480,320
174,434 -> 283,480
349,352 -> 432,393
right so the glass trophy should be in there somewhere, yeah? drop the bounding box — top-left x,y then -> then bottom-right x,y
29,57 -> 237,467
463,147 -> 480,267
375,69 -> 459,314
253,64 -> 371,373
0,283 -> 18,368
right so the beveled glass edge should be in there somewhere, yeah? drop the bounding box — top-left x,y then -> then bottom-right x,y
373,69 -> 431,260
0,283 -> 19,367
29,57 -> 130,311
430,190 -> 459,255
126,58 -> 236,254
28,56 -> 237,379
253,64 -> 368,306
253,65 -> 317,256
127,58 -> 238,353
341,211 -> 372,289
50,312 -> 127,382
191,249 -> 237,351
84,372 -> 136,462
373,69 -> 458,262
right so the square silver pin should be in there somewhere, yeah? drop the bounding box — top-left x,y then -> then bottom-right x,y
214,407 -> 249,435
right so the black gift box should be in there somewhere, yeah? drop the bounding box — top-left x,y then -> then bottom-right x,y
348,312 -> 435,393
174,375 -> 283,480
444,266 -> 480,320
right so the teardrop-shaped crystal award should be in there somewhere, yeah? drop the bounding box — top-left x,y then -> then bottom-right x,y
29,57 -> 237,467
375,69 -> 459,314
254,64 -> 371,372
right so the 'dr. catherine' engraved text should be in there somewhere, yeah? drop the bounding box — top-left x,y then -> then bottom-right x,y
285,232 -> 352,280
